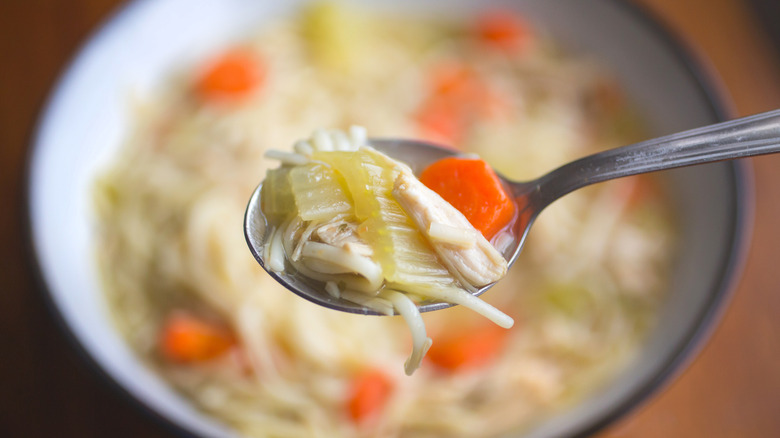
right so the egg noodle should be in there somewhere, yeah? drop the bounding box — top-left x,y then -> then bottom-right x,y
94,3 -> 673,437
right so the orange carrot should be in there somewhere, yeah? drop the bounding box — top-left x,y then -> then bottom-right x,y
474,10 -> 532,53
419,157 -> 515,240
159,311 -> 235,363
195,49 -> 265,101
428,62 -> 504,117
415,99 -> 464,146
346,368 -> 394,423
429,63 -> 482,103
415,63 -> 506,146
426,323 -> 509,371
414,63 -> 476,145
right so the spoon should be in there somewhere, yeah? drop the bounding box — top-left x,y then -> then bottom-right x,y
245,109 -> 780,315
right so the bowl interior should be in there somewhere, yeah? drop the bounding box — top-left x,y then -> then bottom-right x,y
28,0 -> 747,437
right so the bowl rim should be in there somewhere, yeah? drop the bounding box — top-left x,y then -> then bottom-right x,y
22,0 -> 754,437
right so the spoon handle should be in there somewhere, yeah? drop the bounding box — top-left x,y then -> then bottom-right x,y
531,109 -> 780,205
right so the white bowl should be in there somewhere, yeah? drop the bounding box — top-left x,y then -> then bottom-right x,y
27,0 -> 752,436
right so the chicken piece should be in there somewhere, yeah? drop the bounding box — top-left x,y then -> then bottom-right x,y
314,219 -> 373,257
292,217 -> 384,291
392,171 -> 508,287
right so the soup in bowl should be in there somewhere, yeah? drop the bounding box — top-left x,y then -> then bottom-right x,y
28,0 -> 749,437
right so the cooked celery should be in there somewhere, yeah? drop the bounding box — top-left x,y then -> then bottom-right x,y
311,150 -> 375,220
290,162 -> 353,222
300,1 -> 366,72
260,167 -> 294,220
315,148 -> 456,290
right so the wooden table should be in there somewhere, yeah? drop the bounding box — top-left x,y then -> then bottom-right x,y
1,1 -> 778,436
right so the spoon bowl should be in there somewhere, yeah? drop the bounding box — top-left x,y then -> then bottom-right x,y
245,109 -> 780,315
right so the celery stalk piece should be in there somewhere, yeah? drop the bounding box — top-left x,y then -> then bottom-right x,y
290,162 -> 354,222
300,1 -> 367,73
261,167 -> 294,220
311,150 -> 376,221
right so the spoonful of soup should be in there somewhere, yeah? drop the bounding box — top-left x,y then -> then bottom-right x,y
247,109 -> 780,313
245,110 -> 780,372
246,126 -> 520,373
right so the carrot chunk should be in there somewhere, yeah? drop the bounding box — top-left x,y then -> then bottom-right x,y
419,157 -> 515,240
415,99 -> 464,146
429,63 -> 482,103
426,323 -> 509,371
195,49 -> 265,101
475,10 -> 532,53
346,368 -> 394,423
414,62 -> 506,146
159,311 -> 235,363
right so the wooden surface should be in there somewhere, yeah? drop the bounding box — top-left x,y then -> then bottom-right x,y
1,1 -> 778,437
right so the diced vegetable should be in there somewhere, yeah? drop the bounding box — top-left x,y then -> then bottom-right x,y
312,150 -> 375,220
370,215 -> 456,291
428,63 -> 485,104
415,63 -> 505,145
541,283 -> 590,316
301,1 -> 365,72
415,64 -> 476,145
260,167 -> 294,220
346,368 -> 394,423
419,158 -> 515,240
415,99 -> 464,146
290,162 -> 353,221
474,10 -> 531,53
159,312 -> 235,363
426,323 -> 508,371
195,49 -> 264,101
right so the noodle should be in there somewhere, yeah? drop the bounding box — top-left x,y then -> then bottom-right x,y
380,290 -> 433,376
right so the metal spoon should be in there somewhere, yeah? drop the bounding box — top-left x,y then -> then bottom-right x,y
245,109 -> 780,315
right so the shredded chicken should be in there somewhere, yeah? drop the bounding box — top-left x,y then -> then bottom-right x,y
314,219 -> 373,257
393,171 -> 508,287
